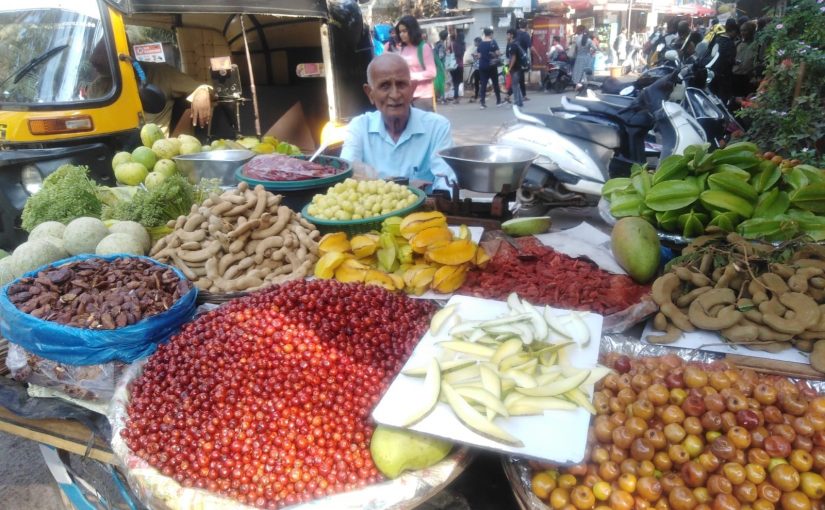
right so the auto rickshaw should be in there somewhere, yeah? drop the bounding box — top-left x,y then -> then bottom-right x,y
0,0 -> 372,249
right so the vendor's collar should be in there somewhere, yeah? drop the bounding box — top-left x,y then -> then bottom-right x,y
369,107 -> 426,145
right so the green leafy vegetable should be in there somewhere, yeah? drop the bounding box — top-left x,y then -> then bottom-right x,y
21,164 -> 102,232
105,174 -> 194,228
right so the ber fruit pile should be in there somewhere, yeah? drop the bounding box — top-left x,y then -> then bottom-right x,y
528,353 -> 825,510
122,280 -> 435,508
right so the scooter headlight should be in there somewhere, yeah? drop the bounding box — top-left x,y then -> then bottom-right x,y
21,165 -> 43,195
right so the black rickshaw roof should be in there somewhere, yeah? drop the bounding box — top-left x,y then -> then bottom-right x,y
102,0 -> 329,17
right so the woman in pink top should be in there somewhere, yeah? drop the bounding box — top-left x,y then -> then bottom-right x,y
393,15 -> 437,111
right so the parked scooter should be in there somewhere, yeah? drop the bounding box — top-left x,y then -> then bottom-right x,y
592,47 -> 740,148
600,50 -> 680,96
542,59 -> 572,93
495,68 -> 707,215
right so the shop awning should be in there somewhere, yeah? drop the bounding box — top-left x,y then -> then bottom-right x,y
539,0 -> 592,10
418,15 -> 477,28
104,0 -> 328,16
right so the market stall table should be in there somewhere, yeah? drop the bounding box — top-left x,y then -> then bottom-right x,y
0,403 -> 113,464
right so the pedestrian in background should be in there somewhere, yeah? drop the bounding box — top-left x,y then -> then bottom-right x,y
733,21 -> 758,97
515,18 -> 531,101
468,37 -> 482,103
506,28 -> 526,107
393,15 -> 437,111
434,30 -> 449,105
475,27 -> 502,109
448,31 -> 466,104
572,30 -> 595,90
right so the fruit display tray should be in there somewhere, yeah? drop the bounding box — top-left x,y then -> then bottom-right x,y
372,295 -> 603,464
301,187 -> 426,236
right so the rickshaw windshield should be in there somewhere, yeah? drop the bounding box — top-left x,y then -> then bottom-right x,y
0,0 -> 116,107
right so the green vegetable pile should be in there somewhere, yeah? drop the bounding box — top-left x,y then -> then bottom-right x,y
602,142 -> 825,241
21,165 -> 103,232
104,173 -> 195,228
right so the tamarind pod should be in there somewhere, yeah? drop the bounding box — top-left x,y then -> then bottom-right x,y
676,286 -> 712,308
714,264 -> 738,289
646,324 -> 682,344
653,312 -> 669,331
721,320 -> 759,343
699,253 -> 713,276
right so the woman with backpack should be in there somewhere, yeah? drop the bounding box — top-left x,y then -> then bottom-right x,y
394,15 -> 438,111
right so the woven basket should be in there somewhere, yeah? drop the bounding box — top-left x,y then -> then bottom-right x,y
301,187 -> 426,235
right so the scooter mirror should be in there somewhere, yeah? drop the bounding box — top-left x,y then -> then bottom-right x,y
620,85 -> 635,96
664,50 -> 679,63
139,83 -> 166,114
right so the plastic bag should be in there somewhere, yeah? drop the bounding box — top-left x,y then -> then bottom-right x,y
7,343 -> 122,402
0,254 -> 197,365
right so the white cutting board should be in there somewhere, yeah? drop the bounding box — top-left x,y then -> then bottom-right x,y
372,294 -> 603,463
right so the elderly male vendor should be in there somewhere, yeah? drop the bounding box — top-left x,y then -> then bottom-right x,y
340,53 -> 456,193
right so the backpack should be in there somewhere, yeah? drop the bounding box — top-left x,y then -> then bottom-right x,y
566,38 -> 577,59
514,43 -> 530,72
418,41 -> 446,97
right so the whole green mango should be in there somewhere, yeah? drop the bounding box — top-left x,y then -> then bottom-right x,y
611,217 -> 661,284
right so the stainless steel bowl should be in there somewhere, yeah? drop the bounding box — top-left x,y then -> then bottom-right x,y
173,149 -> 256,185
437,145 -> 538,193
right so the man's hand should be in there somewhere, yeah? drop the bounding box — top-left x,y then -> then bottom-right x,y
191,88 -> 212,128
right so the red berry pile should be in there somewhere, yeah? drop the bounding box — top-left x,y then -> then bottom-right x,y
122,280 -> 436,508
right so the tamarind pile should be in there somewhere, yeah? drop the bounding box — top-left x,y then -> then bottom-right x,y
150,182 -> 319,293
648,232 -> 825,372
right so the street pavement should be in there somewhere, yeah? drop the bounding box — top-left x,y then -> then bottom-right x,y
0,85 -> 570,510
438,85 -> 565,145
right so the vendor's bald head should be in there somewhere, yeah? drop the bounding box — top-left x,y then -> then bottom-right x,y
364,53 -> 414,126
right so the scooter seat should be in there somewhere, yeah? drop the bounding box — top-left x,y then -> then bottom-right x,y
529,112 -> 620,149
601,75 -> 636,95
591,93 -> 635,108
567,96 -> 629,117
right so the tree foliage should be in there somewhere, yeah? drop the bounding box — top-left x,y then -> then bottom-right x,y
739,0 -> 825,166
